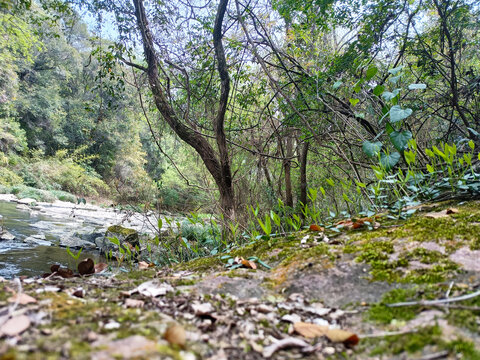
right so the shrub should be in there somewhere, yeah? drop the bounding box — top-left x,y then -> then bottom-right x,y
0,167 -> 24,186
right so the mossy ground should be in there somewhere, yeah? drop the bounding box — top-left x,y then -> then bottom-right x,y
1,200 -> 480,359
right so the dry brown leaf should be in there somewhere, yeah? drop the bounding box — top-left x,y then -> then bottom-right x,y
446,207 -> 459,214
94,263 -> 108,273
294,322 -> 359,346
293,322 -> 328,338
309,224 -> 324,232
240,258 -> 257,269
134,280 -> 173,297
164,323 -> 186,348
0,315 -> 31,337
325,328 -> 359,346
78,258 -> 95,275
138,261 -> 149,270
7,293 -> 37,305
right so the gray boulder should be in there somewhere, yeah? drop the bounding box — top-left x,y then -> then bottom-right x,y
95,225 -> 140,256
23,234 -> 52,246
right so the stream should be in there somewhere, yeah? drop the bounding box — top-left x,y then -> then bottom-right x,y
0,200 -> 102,278
0,196 -> 164,279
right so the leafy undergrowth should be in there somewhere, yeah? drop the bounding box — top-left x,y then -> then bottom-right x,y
1,200 -> 480,359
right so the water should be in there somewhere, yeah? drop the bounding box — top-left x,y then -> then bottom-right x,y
0,201 -> 102,278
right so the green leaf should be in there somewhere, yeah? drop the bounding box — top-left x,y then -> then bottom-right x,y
390,105 -> 413,123
333,81 -> 343,89
366,66 -> 378,80
468,140 -> 475,151
408,83 -> 427,90
381,89 -> 401,102
157,217 -> 163,230
349,98 -> 360,106
380,152 -> 401,171
388,65 -> 403,75
326,178 -> 335,187
389,130 -> 412,151
385,122 -> 395,134
389,75 -> 401,84
362,141 -> 382,158
373,84 -> 385,96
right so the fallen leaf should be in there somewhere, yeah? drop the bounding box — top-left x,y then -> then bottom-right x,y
352,220 -> 364,229
0,315 -> 31,337
262,337 -> 311,358
72,288 -> 85,298
294,322 -> 328,338
125,298 -> 144,308
50,264 -> 60,273
94,263 -> 108,273
7,293 -> 37,305
325,328 -> 359,346
164,323 -> 186,348
425,208 -> 458,219
294,322 -> 359,346
56,267 -> 74,278
78,258 -> 95,275
309,224 -> 324,232
240,257 -> 257,269
138,261 -> 149,270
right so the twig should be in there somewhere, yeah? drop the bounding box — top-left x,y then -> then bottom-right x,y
358,329 -> 418,338
387,289 -> 480,307
416,350 -> 449,360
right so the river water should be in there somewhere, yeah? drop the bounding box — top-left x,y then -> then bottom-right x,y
0,201 -> 101,279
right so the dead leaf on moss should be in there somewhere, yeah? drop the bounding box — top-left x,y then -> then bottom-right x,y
138,261 -> 149,270
309,224 -> 324,232
0,315 -> 31,337
240,257 -> 257,269
294,322 -> 359,346
94,262 -> 108,273
425,208 -> 458,219
7,293 -> 37,305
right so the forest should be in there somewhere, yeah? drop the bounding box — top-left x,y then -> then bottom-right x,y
1,0 -> 480,359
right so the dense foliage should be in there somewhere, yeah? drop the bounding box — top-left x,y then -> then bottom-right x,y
1,0 -> 479,221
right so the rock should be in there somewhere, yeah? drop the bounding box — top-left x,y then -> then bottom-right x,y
16,198 -> 37,206
16,204 -> 31,212
0,229 -> 15,241
96,225 -> 140,255
24,234 -> 52,246
58,236 -> 97,250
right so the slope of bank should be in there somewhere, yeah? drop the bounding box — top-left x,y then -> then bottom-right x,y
0,200 -> 479,359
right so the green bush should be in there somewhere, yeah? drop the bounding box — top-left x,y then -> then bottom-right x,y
0,167 -> 24,186
9,185 -> 56,202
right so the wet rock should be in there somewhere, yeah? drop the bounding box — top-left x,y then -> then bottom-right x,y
96,225 -> 139,255
23,234 -> 52,246
16,198 -> 37,206
58,236 -> 97,250
0,229 -> 15,241
16,204 -> 31,212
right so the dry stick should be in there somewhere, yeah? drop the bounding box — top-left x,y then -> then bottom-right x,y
417,351 -> 450,360
387,288 -> 480,307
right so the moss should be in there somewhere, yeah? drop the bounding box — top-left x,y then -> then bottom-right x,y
367,288 -> 419,324
107,225 -> 137,237
444,339 -> 480,360
367,325 -> 442,356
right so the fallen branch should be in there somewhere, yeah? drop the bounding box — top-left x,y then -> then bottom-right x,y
416,350 -> 449,360
359,329 -> 418,338
387,289 -> 480,307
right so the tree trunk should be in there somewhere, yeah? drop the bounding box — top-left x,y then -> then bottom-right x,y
284,135 -> 293,208
299,140 -> 309,218
132,0 -> 235,218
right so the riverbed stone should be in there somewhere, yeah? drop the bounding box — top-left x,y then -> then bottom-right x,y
23,234 -> 52,246
0,229 -> 15,241
17,198 -> 37,206
58,236 -> 97,250
96,225 -> 140,255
